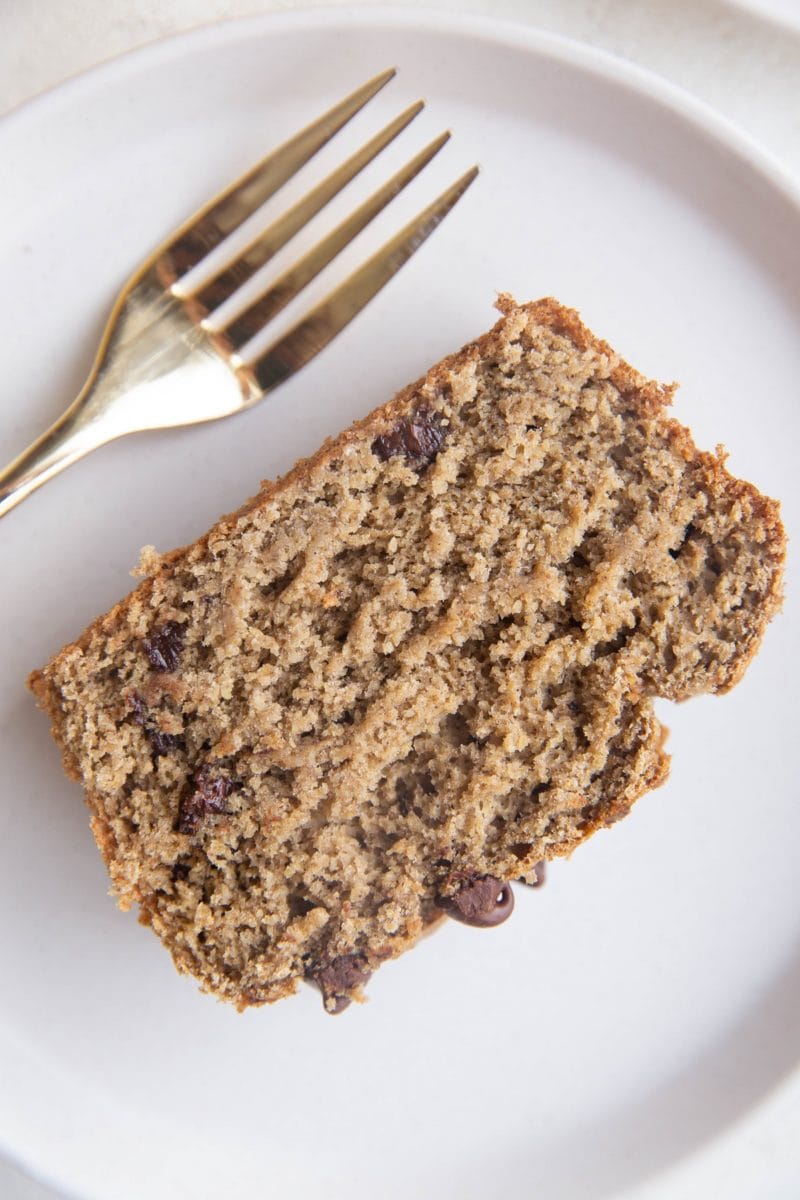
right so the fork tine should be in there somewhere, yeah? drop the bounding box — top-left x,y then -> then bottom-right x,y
216,131 -> 452,351
153,68 -> 396,287
247,166 -> 480,394
187,101 -> 426,313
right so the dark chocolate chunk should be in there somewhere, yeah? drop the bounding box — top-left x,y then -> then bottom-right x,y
437,874 -> 515,928
307,953 -> 372,1015
519,860 -> 546,888
288,894 -> 317,919
143,621 -> 184,672
171,861 -> 191,882
668,522 -> 697,560
371,407 -> 445,468
178,765 -> 236,834
127,690 -> 183,758
147,728 -> 183,757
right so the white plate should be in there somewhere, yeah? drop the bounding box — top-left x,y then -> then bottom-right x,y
1,10 -> 799,1200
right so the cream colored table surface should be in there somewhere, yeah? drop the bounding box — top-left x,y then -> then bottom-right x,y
1,2 -> 799,1198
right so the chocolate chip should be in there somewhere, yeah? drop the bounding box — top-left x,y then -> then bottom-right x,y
288,894 -> 317,919
668,522 -> 697,560
178,765 -> 236,834
307,953 -> 371,1015
171,861 -> 190,882
519,860 -> 546,888
372,408 -> 445,468
127,690 -> 183,759
143,620 -> 184,672
437,874 -> 515,928
147,728 -> 183,757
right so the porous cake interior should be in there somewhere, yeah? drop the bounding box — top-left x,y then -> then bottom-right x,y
31,299 -> 784,1009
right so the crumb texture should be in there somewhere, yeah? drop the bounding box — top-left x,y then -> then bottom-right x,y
29,297 -> 785,1011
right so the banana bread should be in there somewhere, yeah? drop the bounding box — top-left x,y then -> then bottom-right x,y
29,296 -> 785,1013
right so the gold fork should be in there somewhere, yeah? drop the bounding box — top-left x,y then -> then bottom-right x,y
0,69 -> 478,519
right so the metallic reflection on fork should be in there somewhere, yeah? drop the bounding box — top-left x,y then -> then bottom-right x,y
0,69 -> 478,519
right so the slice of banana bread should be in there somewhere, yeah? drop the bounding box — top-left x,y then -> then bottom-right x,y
29,296 -> 785,1014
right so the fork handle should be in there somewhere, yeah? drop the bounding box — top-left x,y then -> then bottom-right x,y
0,392 -> 106,519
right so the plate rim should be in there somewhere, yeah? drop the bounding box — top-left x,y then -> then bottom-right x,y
2,2 -> 799,220
1,7 -> 799,1200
